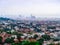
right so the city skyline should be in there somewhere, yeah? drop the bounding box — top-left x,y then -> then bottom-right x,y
0,0 -> 60,18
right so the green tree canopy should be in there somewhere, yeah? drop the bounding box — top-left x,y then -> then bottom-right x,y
42,34 -> 51,41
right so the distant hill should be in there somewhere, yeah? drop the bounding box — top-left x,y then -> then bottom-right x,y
0,17 -> 14,21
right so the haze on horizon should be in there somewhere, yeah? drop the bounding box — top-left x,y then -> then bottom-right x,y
0,0 -> 60,18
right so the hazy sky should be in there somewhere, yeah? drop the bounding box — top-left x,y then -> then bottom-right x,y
0,0 -> 60,18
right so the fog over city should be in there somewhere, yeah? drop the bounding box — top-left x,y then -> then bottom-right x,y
0,0 -> 60,18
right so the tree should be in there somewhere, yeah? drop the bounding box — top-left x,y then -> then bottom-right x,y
17,33 -> 23,40
0,36 -> 3,44
12,31 -> 18,35
27,32 -> 32,35
10,37 -> 15,43
58,43 -> 60,45
5,38 -> 12,43
38,38 -> 44,43
42,34 -> 51,41
22,40 -> 29,45
29,41 -> 40,45
33,34 -> 38,39
11,38 -> 22,45
11,42 -> 21,45
53,37 -> 60,41
48,43 -> 54,45
6,31 -> 11,34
